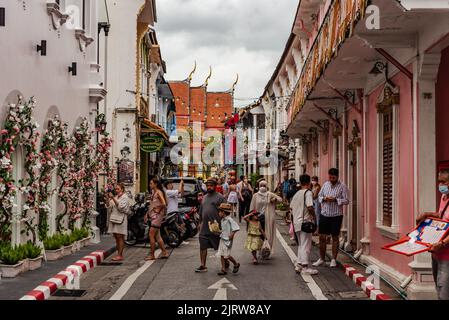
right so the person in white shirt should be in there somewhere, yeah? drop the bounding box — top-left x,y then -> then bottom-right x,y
164,178 -> 184,214
290,174 -> 318,275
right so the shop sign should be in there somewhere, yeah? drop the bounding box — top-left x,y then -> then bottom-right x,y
141,135 -> 164,153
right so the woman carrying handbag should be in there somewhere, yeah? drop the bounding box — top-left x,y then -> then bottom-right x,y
107,183 -> 131,261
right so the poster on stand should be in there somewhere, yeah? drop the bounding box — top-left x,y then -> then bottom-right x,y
383,218 -> 449,256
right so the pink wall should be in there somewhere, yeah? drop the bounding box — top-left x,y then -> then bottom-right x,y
436,46 -> 449,165
366,67 -> 415,275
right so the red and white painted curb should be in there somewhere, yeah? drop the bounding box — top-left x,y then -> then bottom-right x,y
343,264 -> 392,300
20,250 -> 108,300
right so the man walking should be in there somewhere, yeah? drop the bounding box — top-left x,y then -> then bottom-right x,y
290,174 -> 318,275
313,168 -> 349,268
195,178 -> 225,273
282,175 -> 289,202
416,169 -> 449,300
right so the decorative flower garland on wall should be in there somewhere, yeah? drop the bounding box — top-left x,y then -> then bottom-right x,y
66,118 -> 91,230
0,96 -> 40,243
0,98 -> 114,243
38,115 -> 66,240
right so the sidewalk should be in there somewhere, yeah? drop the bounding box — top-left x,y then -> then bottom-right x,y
0,235 -> 116,300
275,210 -> 403,300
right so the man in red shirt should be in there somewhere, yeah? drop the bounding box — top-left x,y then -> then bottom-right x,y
416,169 -> 449,300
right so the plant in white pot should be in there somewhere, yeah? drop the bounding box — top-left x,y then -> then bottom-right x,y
43,235 -> 64,260
24,242 -> 43,271
0,245 -> 26,278
61,234 -> 74,256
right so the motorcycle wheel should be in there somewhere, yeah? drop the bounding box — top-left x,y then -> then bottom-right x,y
165,229 -> 182,248
125,230 -> 137,246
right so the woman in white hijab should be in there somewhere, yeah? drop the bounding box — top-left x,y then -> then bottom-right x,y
249,180 -> 282,258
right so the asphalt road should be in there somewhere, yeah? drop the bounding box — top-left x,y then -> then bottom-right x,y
49,216 -> 368,300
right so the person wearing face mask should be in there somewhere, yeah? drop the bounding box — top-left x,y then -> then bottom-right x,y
195,179 -> 226,273
416,169 -> 449,300
249,180 -> 282,258
311,176 -> 322,234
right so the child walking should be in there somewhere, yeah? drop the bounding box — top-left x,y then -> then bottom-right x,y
243,211 -> 265,264
217,203 -> 241,276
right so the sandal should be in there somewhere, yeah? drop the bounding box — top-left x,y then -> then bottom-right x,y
195,266 -> 208,273
159,253 -> 170,259
217,270 -> 228,276
145,255 -> 156,261
232,263 -> 240,274
111,256 -> 123,261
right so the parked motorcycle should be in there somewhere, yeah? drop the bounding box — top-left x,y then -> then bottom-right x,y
178,206 -> 200,239
125,193 -> 150,246
126,193 -> 184,248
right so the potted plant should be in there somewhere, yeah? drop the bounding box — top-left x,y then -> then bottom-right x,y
0,246 -> 25,278
61,234 -> 74,256
44,235 -> 64,261
80,227 -> 91,247
24,242 -> 43,271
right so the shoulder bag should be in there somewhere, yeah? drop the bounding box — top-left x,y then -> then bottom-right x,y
301,190 -> 317,233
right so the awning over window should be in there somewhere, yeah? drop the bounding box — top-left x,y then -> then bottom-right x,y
141,118 -> 169,140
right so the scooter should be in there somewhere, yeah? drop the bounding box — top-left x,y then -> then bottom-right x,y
178,206 -> 199,239
125,194 -> 184,248
159,211 -> 183,248
125,193 -> 150,246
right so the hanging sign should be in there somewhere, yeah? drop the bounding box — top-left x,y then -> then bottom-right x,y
140,135 -> 164,153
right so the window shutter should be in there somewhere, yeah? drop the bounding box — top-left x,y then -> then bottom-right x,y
382,107 -> 393,227
0,8 -> 5,27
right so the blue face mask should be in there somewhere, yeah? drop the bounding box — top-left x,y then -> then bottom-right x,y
439,185 -> 449,195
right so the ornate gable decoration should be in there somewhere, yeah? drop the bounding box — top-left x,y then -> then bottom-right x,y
376,83 -> 400,114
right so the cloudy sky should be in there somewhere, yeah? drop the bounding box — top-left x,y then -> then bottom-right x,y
156,0 -> 298,107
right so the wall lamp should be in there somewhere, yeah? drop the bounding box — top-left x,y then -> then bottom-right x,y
37,40 -> 47,56
369,61 -> 387,75
68,62 -> 77,76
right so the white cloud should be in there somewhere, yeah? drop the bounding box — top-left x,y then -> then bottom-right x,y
156,0 -> 298,107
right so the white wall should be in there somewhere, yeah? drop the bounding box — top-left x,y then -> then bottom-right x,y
0,0 -> 98,132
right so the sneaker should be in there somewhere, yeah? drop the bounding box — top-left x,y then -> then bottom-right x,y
232,263 -> 240,274
329,259 -> 337,268
217,270 -> 228,276
312,258 -> 325,267
195,266 -> 208,273
294,265 -> 303,274
302,268 -> 319,275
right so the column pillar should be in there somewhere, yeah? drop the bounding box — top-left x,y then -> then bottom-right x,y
407,53 -> 441,300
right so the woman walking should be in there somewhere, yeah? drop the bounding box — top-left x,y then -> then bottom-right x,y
145,178 -> 170,260
311,176 -> 322,227
107,183 -> 131,261
238,177 -> 253,223
249,180 -> 282,258
227,182 -> 239,217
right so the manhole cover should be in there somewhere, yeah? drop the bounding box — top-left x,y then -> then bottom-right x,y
100,262 -> 123,266
53,289 -> 87,297
338,291 -> 367,299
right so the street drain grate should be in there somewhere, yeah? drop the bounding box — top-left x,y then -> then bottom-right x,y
53,289 -> 87,297
100,262 -> 123,266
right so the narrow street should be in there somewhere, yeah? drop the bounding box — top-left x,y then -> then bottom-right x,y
48,216 -> 368,301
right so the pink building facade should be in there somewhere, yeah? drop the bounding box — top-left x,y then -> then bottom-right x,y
264,0 -> 449,299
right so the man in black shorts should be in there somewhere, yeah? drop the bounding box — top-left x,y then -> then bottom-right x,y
313,168 -> 349,268
195,178 -> 225,273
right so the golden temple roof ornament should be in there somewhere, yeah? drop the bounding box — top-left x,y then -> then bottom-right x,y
203,66 -> 212,87
186,61 -> 197,82
230,74 -> 239,94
